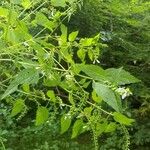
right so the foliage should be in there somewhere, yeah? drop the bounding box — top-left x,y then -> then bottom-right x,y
0,0 -> 143,150
69,0 -> 150,148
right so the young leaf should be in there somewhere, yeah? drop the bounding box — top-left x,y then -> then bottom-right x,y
93,82 -> 122,112
0,7 -> 9,17
11,99 -> 24,117
47,90 -> 56,102
21,0 -> 31,9
77,49 -> 86,62
61,114 -> 72,134
71,119 -> 83,139
113,112 -> 135,126
92,90 -> 102,103
1,68 -> 39,100
69,31 -> 79,42
35,107 -> 49,126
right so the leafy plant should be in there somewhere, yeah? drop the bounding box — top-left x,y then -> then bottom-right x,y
0,0 -> 140,149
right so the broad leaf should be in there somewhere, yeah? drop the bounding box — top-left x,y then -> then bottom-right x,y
80,65 -> 106,81
61,114 -> 72,134
105,68 -> 140,85
1,68 -> 39,99
113,112 -> 135,125
36,107 -> 49,126
93,82 -> 122,112
71,119 -> 83,139
11,99 -> 24,117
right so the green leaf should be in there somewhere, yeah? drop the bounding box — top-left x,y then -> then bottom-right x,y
80,65 -> 106,81
105,68 -> 140,85
69,31 -> 79,42
0,7 -> 9,17
77,49 -> 86,62
22,84 -> 30,92
51,0 -> 66,7
71,119 -> 83,139
21,0 -> 31,9
113,112 -> 135,125
34,12 -> 55,30
35,107 -> 49,126
1,68 -> 39,99
47,90 -> 56,102
60,24 -> 67,43
92,90 -> 102,103
105,122 -> 117,133
93,82 -> 122,112
61,114 -> 72,134
11,99 -> 24,117
80,38 -> 93,46
96,122 -> 107,136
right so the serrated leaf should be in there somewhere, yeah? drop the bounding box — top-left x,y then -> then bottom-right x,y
69,31 -> 78,42
113,112 -> 135,125
80,65 -> 106,81
80,38 -> 93,46
93,82 -> 122,112
105,68 -> 140,85
35,107 -> 49,126
71,119 -> 83,139
1,68 -> 39,99
61,114 -> 72,134
11,99 -> 24,117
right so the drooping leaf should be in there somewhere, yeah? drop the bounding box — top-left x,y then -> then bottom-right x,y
113,112 -> 135,126
1,68 -> 39,99
61,114 -> 72,134
35,107 -> 49,126
105,67 -> 140,85
11,99 -> 24,117
93,82 -> 122,112
71,119 -> 83,139
69,31 -> 79,42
